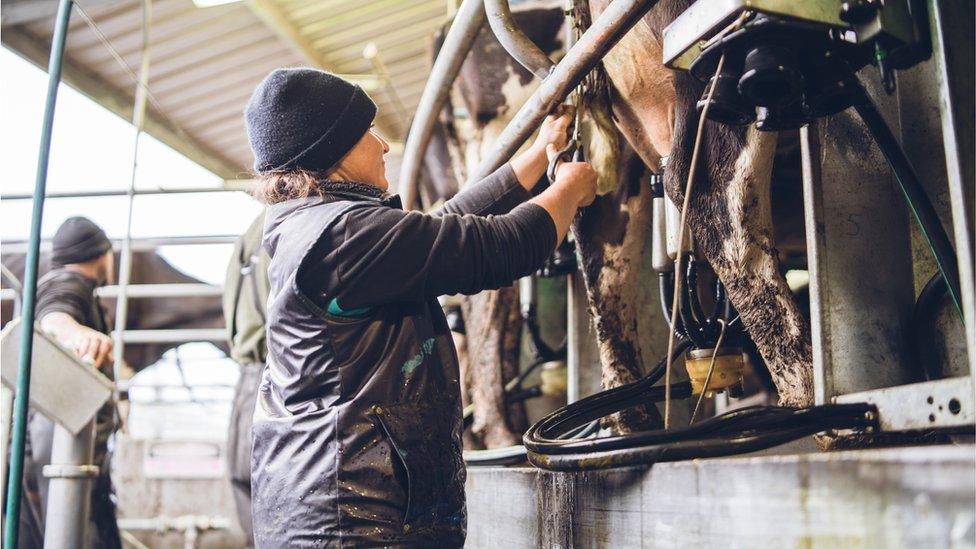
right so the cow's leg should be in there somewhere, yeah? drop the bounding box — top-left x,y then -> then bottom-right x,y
461,285 -> 526,447
573,149 -> 662,431
587,0 -> 814,408
668,114 -> 814,407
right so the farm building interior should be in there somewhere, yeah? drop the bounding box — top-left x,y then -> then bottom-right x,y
0,0 -> 974,547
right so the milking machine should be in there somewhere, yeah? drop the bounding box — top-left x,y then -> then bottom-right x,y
522,0 -> 973,470
663,0 -> 961,312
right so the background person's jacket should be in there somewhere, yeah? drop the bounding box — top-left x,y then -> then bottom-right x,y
251,164 -> 555,547
223,211 -> 271,545
224,211 -> 271,366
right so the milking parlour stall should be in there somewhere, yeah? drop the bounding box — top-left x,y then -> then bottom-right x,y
0,0 -> 973,548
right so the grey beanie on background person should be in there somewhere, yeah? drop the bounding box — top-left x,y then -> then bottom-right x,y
51,216 -> 112,266
244,67 -> 378,173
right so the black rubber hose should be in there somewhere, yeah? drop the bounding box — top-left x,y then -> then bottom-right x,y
512,357 -> 549,390
524,309 -> 562,362
526,418 -> 869,472
659,271 -> 677,331
523,340 -> 694,441
526,400 -> 876,470
853,97 -> 963,318
685,257 -> 710,336
678,265 -> 707,348
911,271 -> 950,380
709,277 -> 729,325
523,342 -> 876,471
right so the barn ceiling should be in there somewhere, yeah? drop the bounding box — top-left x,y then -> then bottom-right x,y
1,0 -> 451,179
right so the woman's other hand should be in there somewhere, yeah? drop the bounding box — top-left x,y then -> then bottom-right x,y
533,104 -> 575,154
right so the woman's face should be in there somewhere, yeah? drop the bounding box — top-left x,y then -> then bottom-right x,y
331,128 -> 391,190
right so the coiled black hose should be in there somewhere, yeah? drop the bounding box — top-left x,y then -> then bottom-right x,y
523,341 -> 878,471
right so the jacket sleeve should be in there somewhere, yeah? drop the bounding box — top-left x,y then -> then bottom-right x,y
301,201 -> 556,311
36,278 -> 90,326
435,163 -> 532,217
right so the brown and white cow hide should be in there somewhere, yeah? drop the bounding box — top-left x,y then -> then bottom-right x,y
573,146 -> 662,430
587,0 -> 814,407
435,3 -> 679,435
435,5 -> 570,448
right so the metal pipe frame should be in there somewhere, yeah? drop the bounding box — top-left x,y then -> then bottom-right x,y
469,0 -> 659,183
1,235 -> 240,255
3,1 -> 73,544
800,0 -> 974,432
929,0 -> 975,372
484,0 -> 554,80
0,184 -> 253,201
113,329 -> 227,344
3,284 -> 224,301
399,0 -> 486,211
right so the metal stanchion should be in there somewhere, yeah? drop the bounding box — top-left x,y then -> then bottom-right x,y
42,422 -> 98,548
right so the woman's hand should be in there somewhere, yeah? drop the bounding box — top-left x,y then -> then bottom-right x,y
532,105 -> 575,154
512,105 -> 577,191
546,143 -> 597,208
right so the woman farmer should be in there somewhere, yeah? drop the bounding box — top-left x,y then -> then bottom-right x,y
245,68 -> 596,547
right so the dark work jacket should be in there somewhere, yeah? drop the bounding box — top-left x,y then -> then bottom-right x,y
251,164 -> 555,548
34,269 -> 116,470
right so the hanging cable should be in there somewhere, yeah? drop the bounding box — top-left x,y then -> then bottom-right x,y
663,11 -> 755,429
664,52 -> 727,429
73,2 -> 208,170
110,0 -> 153,433
690,318 -> 728,423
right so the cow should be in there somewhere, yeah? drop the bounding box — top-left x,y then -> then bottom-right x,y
427,3 -> 678,436
1,249 -> 226,373
585,0 -> 813,408
422,0 -> 815,438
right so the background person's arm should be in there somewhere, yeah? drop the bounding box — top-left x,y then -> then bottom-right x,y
40,311 -> 113,368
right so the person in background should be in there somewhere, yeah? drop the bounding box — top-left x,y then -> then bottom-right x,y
26,216 -> 121,549
222,211 -> 270,546
245,68 -> 597,547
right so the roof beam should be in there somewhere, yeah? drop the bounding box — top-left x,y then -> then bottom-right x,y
0,0 -> 126,27
1,27 -> 243,178
244,0 -> 400,139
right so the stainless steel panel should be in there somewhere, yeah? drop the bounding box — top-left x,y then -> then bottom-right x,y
835,376 -> 975,431
0,319 -> 113,434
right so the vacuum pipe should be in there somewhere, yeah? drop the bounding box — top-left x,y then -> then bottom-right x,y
399,0 -> 487,211
468,0 -> 660,183
485,0 -> 555,79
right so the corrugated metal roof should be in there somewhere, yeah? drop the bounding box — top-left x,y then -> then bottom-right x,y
1,0 -> 451,179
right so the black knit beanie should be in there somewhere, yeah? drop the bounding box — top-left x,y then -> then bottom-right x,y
245,68 -> 378,173
51,217 -> 112,266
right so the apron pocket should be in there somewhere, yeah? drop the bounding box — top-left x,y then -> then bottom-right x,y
370,402 -> 464,532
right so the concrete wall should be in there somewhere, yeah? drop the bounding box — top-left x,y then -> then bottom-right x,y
466,445 -> 975,548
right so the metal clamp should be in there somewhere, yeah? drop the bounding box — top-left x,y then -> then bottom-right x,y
42,464 -> 100,479
546,140 -> 585,184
